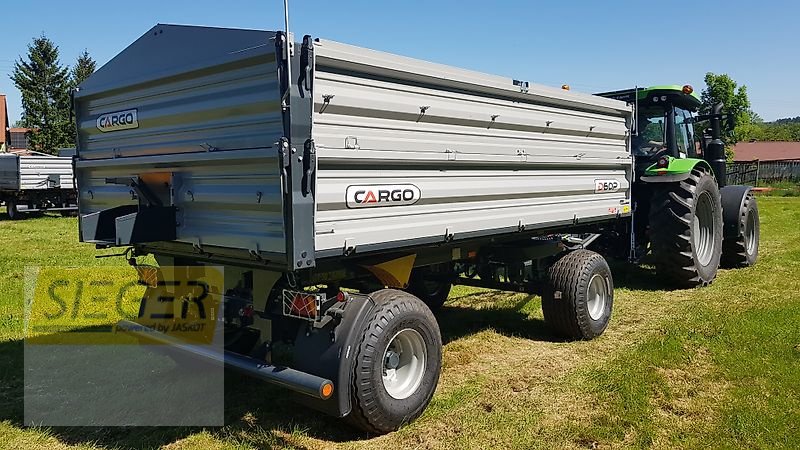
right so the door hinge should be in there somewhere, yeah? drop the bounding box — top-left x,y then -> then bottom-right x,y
299,35 -> 315,96
302,139 -> 316,197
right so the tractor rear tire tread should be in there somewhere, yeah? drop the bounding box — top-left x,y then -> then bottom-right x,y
648,168 -> 723,288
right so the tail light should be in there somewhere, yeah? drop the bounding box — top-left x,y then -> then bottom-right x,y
282,290 -> 324,321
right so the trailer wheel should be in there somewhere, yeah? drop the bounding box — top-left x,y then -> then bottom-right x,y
721,190 -> 759,268
649,168 -> 723,287
406,265 -> 452,311
541,249 -> 613,340
348,289 -> 441,434
6,199 -> 22,220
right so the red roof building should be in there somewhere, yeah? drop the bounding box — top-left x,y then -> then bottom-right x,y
733,141 -> 800,162
0,94 -> 9,152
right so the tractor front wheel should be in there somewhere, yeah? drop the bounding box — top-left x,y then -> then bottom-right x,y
649,168 -> 723,288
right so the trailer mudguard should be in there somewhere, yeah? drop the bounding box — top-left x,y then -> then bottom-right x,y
290,292 -> 378,417
640,157 -> 713,183
720,185 -> 753,239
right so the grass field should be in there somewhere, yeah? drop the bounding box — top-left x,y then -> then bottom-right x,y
1,197 -> 798,449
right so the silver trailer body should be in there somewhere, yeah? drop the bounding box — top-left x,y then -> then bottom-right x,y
0,153 -> 75,191
71,24 -> 631,427
74,25 -> 632,268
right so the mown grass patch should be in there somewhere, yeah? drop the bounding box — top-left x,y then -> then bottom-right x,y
0,198 -> 798,449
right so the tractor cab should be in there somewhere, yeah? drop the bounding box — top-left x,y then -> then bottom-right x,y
597,85 -> 703,179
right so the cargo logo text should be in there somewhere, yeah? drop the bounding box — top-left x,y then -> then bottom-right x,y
346,184 -> 421,208
96,109 -> 139,133
594,179 -> 621,194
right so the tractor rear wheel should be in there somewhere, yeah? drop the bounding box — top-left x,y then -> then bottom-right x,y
649,168 -> 723,288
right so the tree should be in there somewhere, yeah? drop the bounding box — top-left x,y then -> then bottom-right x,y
71,50 -> 96,89
698,73 -> 753,160
10,35 -> 73,153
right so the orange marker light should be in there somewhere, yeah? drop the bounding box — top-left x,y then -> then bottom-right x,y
321,382 -> 334,398
561,84 -> 570,91
682,85 -> 694,94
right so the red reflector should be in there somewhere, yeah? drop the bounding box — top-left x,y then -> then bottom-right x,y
336,291 -> 349,302
241,304 -> 254,318
290,294 -> 317,318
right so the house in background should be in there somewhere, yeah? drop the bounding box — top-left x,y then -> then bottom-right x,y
8,127 -> 32,153
733,141 -> 800,162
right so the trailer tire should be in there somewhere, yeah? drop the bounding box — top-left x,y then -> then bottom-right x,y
721,190 -> 759,268
406,265 -> 452,311
649,168 -> 723,288
348,289 -> 441,434
6,199 -> 22,220
541,249 -> 613,340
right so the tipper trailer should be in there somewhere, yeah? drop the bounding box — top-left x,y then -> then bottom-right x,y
0,151 -> 77,219
74,24 -> 634,432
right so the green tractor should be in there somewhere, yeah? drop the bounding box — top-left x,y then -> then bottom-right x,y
597,85 -> 760,287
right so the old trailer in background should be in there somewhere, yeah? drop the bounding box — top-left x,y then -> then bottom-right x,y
73,24 -> 633,433
0,151 -> 77,219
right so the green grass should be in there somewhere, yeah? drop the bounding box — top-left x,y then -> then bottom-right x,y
1,198 -> 799,449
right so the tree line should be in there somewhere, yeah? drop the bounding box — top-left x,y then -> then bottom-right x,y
10,35 -> 96,154
698,73 -> 800,145
736,118 -> 800,142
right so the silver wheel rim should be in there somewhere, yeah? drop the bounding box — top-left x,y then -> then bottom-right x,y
587,274 -> 608,321
693,192 -> 715,266
382,328 -> 427,400
745,210 -> 757,255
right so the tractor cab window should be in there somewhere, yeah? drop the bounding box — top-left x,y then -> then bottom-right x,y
632,108 -> 667,157
674,108 -> 693,157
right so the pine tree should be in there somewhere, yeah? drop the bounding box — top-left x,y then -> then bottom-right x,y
10,35 -> 73,153
71,50 -> 97,89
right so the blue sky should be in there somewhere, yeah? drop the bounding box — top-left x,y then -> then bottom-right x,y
1,0 -> 796,123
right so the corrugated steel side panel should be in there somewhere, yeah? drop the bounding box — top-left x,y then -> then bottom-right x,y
74,26 -> 287,259
77,150 -> 285,254
312,40 -> 632,254
18,156 -> 75,190
0,155 -> 74,191
75,55 -> 282,160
